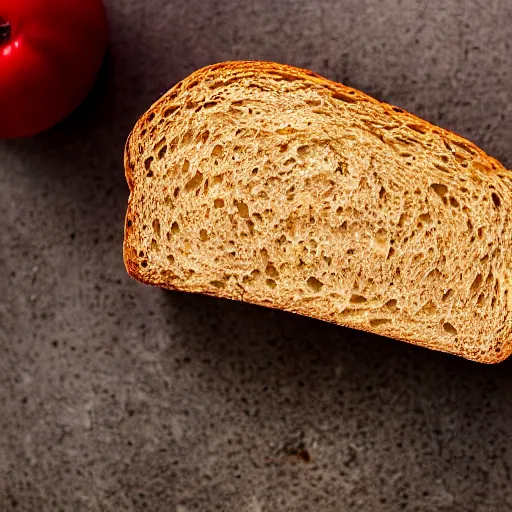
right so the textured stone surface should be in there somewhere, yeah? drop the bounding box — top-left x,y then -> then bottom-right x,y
1,0 -> 512,510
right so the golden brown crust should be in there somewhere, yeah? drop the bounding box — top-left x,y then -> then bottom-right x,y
123,60 -> 511,364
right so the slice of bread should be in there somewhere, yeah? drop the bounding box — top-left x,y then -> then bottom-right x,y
124,61 -> 512,363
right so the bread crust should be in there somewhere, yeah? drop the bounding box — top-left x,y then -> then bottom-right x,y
124,61 -> 512,364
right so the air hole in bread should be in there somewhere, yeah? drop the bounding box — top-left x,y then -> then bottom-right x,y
477,227 -> 484,239
127,219 -> 132,227
307,277 -> 324,292
185,171 -> 203,191
477,293 -> 485,307
407,123 -> 428,134
443,322 -> 457,335
163,105 -> 179,117
171,222 -> 180,234
144,157 -> 154,171
173,187 -> 180,198
211,280 -> 226,288
324,256 -> 332,266
434,164 -> 450,173
277,235 -> 287,246
151,239 -> 158,250
152,219 -> 161,237
243,269 -> 260,284
277,126 -> 297,135
379,187 -> 386,199
182,131 -> 193,145
413,253 -> 423,263
251,269 -> 261,279
418,213 -> 431,225
427,269 -> 441,281
265,264 -> 279,279
398,213 -> 408,228
182,160 -> 190,173
141,260 -> 148,268
199,229 -> 208,241
235,200 -> 249,218
491,192 -> 501,208
335,162 -> 346,174
442,289 -> 453,302
470,273 -> 483,294
167,254 -> 175,264
370,318 -> 390,327
213,174 -> 224,184
384,299 -> 397,311
247,219 -> 255,235
387,247 -> 395,259
138,251 -> 144,257
430,183 -> 448,199
266,278 -> 277,289
214,198 -> 225,208
157,145 -> 167,160
297,145 -> 310,158
200,130 -> 210,143
443,140 -> 454,153
449,196 -> 459,208
279,143 -> 288,153
331,91 -> 357,104
350,293 -> 367,304
419,301 -> 437,314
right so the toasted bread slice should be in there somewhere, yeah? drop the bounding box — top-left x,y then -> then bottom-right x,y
124,61 -> 512,363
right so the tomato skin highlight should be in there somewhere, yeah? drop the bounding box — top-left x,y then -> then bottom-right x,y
0,0 -> 109,139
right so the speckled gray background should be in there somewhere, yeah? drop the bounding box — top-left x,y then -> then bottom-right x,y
1,0 -> 512,510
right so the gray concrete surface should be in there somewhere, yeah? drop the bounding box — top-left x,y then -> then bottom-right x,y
1,0 -> 512,510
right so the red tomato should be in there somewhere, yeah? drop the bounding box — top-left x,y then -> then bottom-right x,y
0,0 -> 108,139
